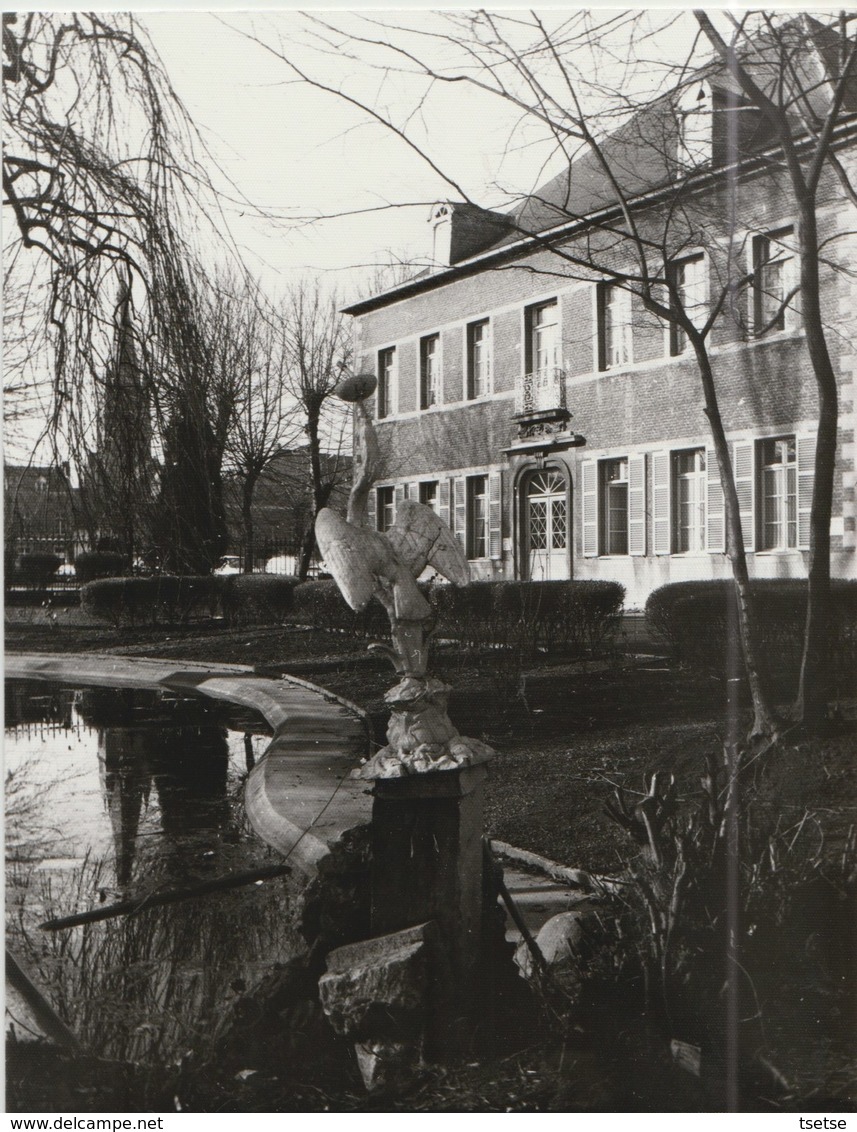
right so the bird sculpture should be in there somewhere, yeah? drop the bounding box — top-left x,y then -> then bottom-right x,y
314,373 -> 492,778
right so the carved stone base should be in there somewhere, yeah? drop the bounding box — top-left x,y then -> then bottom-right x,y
355,675 -> 495,780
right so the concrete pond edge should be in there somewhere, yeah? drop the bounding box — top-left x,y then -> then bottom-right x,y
5,652 -> 374,875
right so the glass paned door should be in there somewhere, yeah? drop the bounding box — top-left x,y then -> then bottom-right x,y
525,469 -> 569,580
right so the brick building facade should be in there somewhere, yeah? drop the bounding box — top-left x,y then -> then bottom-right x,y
344,58 -> 857,608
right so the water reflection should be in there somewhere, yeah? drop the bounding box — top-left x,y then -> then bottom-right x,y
5,680 -> 300,1067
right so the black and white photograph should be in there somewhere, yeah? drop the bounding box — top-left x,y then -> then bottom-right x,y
4,7 -> 856,1115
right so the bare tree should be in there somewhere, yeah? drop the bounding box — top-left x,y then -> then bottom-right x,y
218,280 -> 300,572
694,11 -> 857,727
3,12 -> 246,572
280,279 -> 353,580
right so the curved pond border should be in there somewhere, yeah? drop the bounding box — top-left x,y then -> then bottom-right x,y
5,653 -> 373,875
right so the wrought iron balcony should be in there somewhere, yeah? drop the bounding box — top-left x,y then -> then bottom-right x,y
514,367 -> 567,417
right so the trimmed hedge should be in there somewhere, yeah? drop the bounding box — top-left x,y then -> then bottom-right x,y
291,579 -> 393,638
81,575 -> 222,627
221,574 -> 298,626
645,579 -> 857,682
18,553 -> 62,586
290,577 -> 624,658
431,580 -> 625,655
74,551 -> 129,583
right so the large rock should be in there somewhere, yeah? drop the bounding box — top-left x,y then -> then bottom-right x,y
515,907 -> 609,999
319,922 -> 436,1041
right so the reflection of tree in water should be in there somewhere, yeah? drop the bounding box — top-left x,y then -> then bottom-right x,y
10,686 -> 298,1065
5,680 -> 75,730
78,688 -> 233,890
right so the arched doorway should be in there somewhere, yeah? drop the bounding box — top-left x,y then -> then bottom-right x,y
522,467 -> 570,580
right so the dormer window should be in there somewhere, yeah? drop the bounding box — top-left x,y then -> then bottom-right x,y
677,81 -> 713,170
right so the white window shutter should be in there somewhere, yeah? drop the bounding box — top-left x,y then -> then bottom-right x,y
582,461 -> 598,557
706,446 -> 725,553
732,440 -> 755,552
488,470 -> 502,559
367,488 -> 377,531
622,289 -> 634,365
797,432 -> 816,550
652,451 -> 671,555
439,478 -> 451,528
391,352 -> 399,415
628,453 -> 646,556
453,477 -> 466,552
394,483 -> 406,520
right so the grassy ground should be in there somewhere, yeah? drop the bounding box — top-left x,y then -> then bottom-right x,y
6,609 -> 857,1111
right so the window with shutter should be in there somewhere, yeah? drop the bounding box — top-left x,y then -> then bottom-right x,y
628,454 -> 646,556
419,480 -> 438,513
706,446 -> 725,552
488,470 -> 502,559
366,488 -> 376,531
652,451 -> 671,554
582,461 -> 598,557
672,449 -> 706,553
394,483 -> 406,520
377,486 -> 394,533
759,435 -> 797,549
600,458 -> 630,555
796,433 -> 816,550
467,475 -> 489,559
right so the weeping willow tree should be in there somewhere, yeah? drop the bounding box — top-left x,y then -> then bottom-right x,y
3,12 -> 242,571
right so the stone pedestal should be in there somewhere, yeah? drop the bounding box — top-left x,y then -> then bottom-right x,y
369,765 -> 487,1050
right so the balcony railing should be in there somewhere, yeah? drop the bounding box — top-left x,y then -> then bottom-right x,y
515,367 -> 567,416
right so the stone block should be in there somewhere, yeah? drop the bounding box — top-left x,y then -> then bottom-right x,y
318,922 -> 436,1041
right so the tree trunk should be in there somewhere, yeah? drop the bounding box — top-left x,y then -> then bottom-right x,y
242,472 -> 259,574
298,405 -> 325,581
794,204 -> 838,727
692,339 -> 778,740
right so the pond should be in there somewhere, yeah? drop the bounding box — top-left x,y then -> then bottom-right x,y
5,678 -> 304,1066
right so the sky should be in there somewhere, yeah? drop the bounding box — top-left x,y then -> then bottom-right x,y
2,5 -> 819,461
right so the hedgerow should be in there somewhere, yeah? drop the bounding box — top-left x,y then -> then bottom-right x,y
221,574 -> 298,626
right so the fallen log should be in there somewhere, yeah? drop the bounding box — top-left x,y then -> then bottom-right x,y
489,838 -> 625,894
6,948 -> 84,1050
39,863 -> 291,931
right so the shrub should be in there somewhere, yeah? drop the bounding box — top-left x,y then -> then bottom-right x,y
290,579 -> 390,638
289,577 -> 624,661
81,575 -> 223,627
221,574 -> 298,627
429,579 -> 624,657
18,553 -> 62,587
74,551 -> 129,583
645,579 -> 857,690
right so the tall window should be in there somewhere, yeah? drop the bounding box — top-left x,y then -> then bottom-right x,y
673,448 -> 706,552
419,480 -> 438,512
467,319 -> 491,398
377,347 -> 395,419
753,227 -> 795,334
420,334 -> 440,409
760,436 -> 797,549
525,300 -> 559,374
467,475 -> 488,559
600,458 -> 629,555
598,283 -> 632,370
668,254 -> 707,355
376,486 -> 395,533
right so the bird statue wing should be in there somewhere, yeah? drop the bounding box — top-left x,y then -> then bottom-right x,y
315,508 -> 376,612
387,500 -> 470,586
